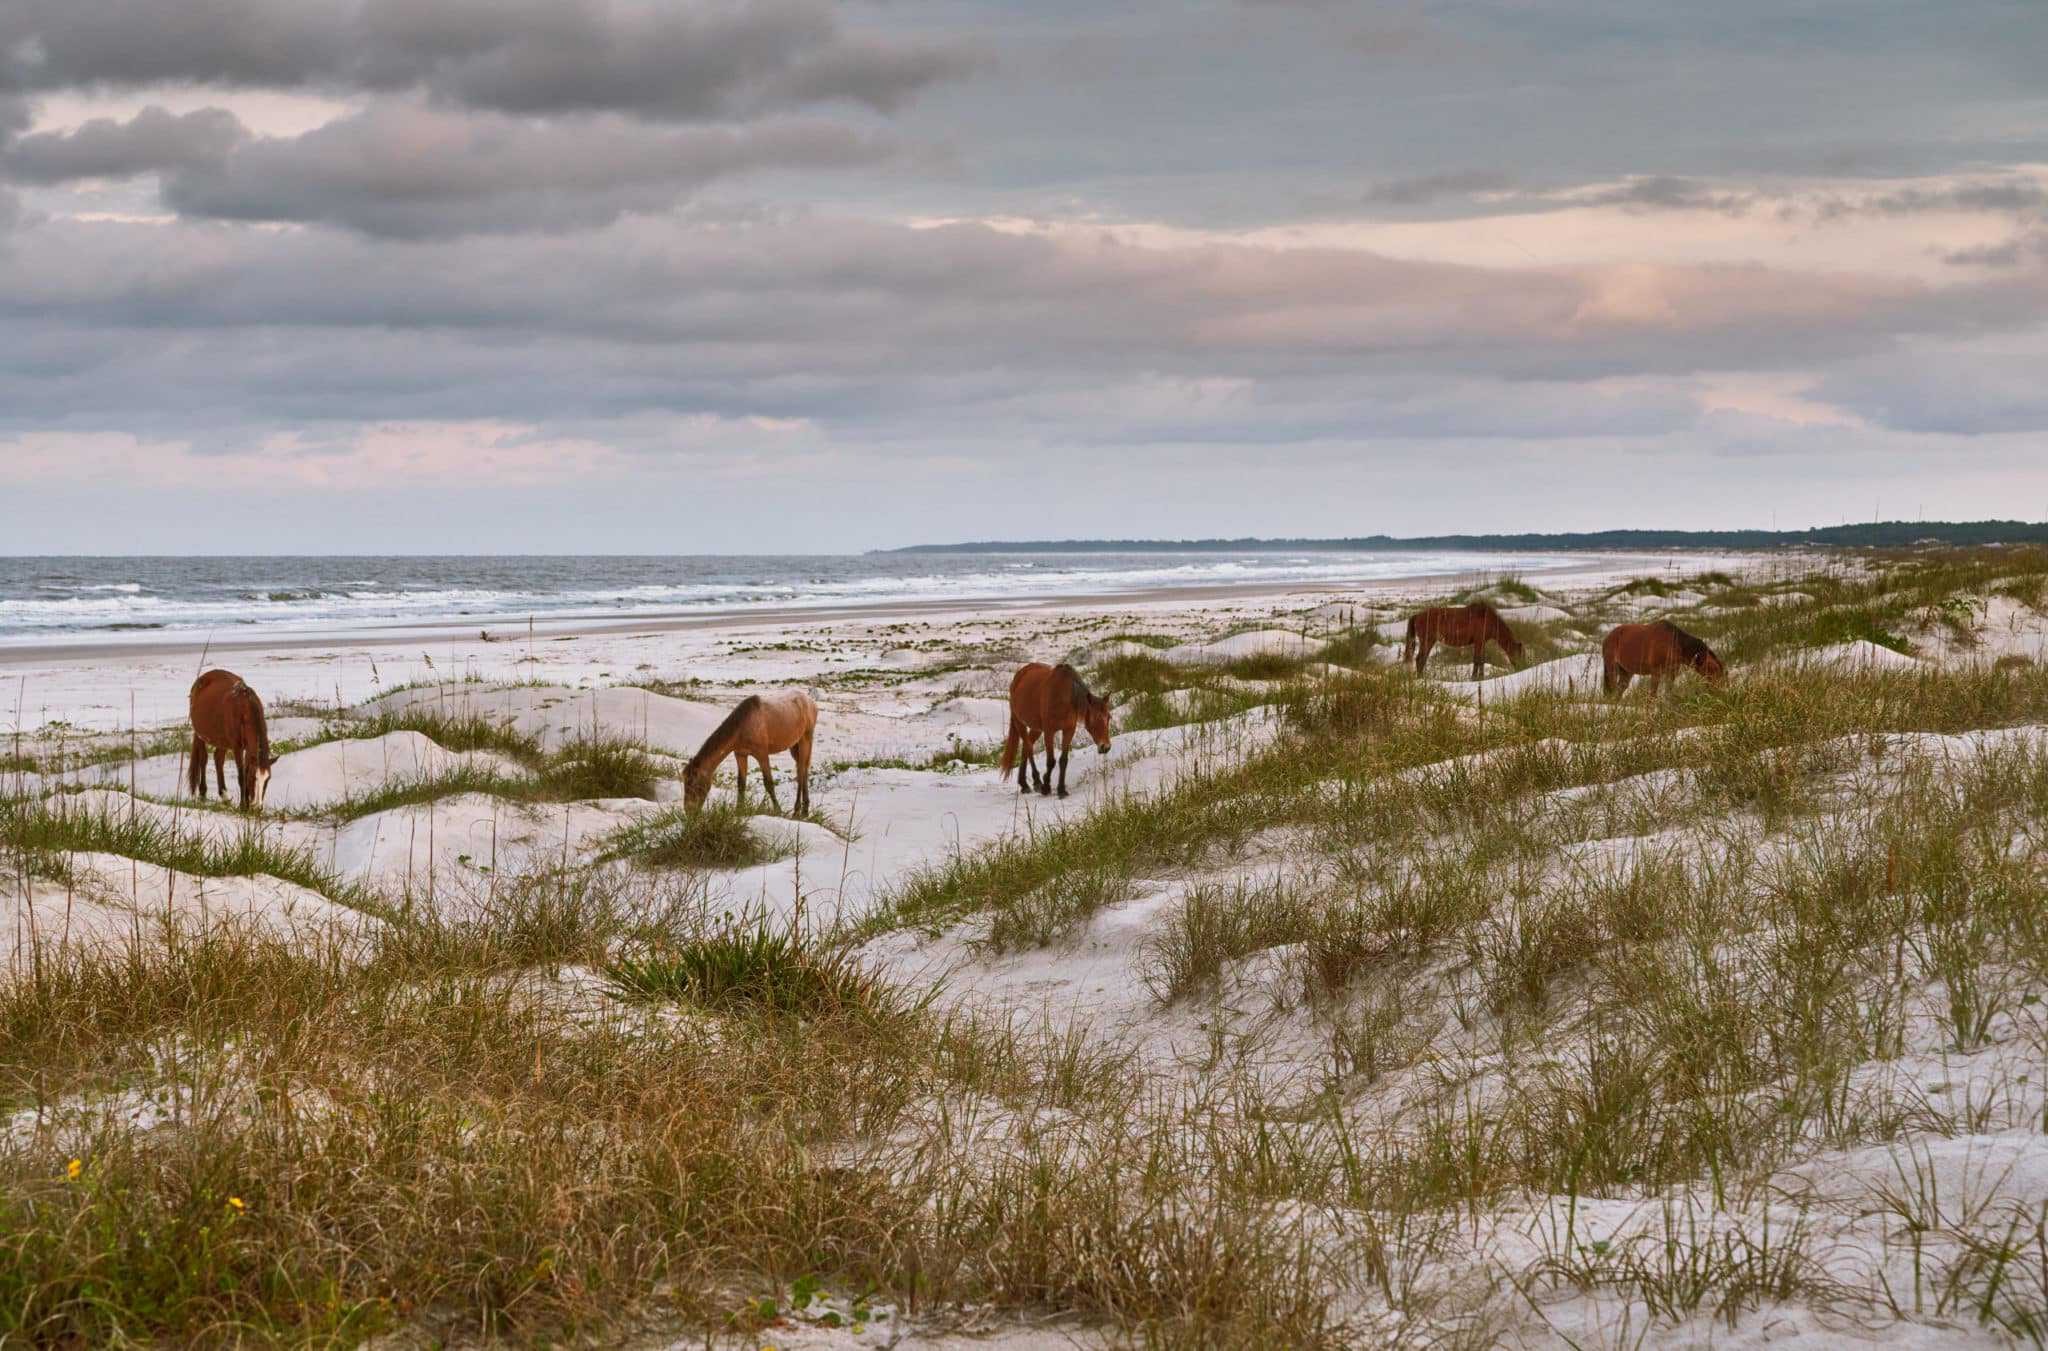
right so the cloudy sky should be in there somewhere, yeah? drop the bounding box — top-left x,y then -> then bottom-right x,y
6,0 -> 2048,552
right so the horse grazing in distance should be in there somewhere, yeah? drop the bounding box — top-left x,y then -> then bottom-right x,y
683,690 -> 817,816
1402,603 -> 1527,680
188,669 -> 278,810
1001,662 -> 1111,799
1602,621 -> 1726,696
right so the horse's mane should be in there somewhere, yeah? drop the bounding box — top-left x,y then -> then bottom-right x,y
687,695 -> 761,774
1657,621 -> 1712,662
237,683 -> 271,762
1053,663 -> 1096,710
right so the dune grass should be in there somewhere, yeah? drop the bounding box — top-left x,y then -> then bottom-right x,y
9,550 -> 2048,1346
0,893 -> 1369,1347
596,803 -> 795,871
0,793 -> 370,909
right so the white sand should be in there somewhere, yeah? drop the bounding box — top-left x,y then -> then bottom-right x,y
26,550 -> 2048,1346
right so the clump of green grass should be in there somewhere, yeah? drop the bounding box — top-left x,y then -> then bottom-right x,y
319,733 -> 666,821
1222,652 -> 1308,681
984,864 -> 1135,951
833,740 -> 1002,772
1091,651 -> 1181,701
380,863 -> 709,973
0,795 -> 367,910
1316,629 -> 1382,668
604,924 -> 912,1022
312,707 -> 547,765
543,734 -> 661,800
1142,877 -> 1313,1001
1805,607 -> 1913,655
599,804 -> 792,871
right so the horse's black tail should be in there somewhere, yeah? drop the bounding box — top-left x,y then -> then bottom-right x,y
999,719 -> 1019,775
1401,616 -> 1417,664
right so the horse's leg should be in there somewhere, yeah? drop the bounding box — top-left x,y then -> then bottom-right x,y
757,754 -> 781,814
1472,641 -> 1484,681
1056,727 -> 1073,798
1018,729 -> 1036,792
190,734 -> 207,798
732,750 -> 747,808
1414,635 -> 1430,675
213,746 -> 228,798
1039,729 -> 1055,796
792,733 -> 812,816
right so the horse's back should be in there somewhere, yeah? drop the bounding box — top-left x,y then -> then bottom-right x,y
1604,623 -> 1672,672
1008,662 -> 1067,729
752,688 -> 817,745
190,669 -> 250,740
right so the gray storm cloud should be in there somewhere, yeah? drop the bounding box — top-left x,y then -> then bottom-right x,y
0,0 -> 971,121
1,0 -> 2046,549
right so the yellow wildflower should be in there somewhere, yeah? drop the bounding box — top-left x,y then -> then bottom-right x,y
66,1158 -> 82,1181
227,1196 -> 245,1211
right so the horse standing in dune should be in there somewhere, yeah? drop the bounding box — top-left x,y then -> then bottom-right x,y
188,669 -> 277,810
683,689 -> 817,816
1001,662 -> 1111,798
1402,603 -> 1526,679
1602,621 -> 1726,696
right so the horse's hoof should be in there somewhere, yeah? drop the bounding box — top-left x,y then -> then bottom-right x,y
1057,789 -> 1069,799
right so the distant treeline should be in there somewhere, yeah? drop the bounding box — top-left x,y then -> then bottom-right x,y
882,521 -> 2048,554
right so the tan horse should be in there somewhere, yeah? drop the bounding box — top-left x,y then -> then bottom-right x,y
1000,663 -> 1111,798
1402,603 -> 1526,679
188,669 -> 277,810
683,690 -> 817,815
1602,621 -> 1725,696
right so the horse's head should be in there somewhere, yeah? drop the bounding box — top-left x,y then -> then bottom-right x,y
251,752 -> 278,809
1084,694 -> 1113,754
1696,647 -> 1727,683
1502,633 -> 1528,668
682,761 -> 714,813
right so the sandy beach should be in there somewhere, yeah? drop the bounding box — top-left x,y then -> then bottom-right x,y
0,551 -> 1754,733
11,545 -> 2048,1348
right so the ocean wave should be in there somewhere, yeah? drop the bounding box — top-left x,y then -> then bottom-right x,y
0,550 -> 1569,642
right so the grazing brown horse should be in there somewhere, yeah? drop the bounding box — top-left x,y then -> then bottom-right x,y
1602,621 -> 1726,696
1402,603 -> 1527,679
1001,663 -> 1111,798
683,689 -> 817,815
188,669 -> 277,810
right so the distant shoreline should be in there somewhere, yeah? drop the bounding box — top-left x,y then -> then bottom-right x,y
0,551 -> 1701,667
878,520 -> 2048,555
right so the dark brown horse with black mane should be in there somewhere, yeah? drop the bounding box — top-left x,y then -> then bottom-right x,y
1402,603 -> 1526,679
1001,663 -> 1111,798
683,689 -> 817,815
1602,621 -> 1726,696
188,669 -> 277,810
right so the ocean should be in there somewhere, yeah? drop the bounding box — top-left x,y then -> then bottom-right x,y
0,552 -> 1579,644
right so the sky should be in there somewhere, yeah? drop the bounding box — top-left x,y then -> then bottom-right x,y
5,0 -> 2048,553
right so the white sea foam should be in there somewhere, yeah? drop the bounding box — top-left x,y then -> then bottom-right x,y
0,551 -> 1576,644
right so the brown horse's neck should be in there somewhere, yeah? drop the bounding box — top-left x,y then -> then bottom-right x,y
1469,604 -> 1507,639
1661,622 -> 1711,665
687,696 -> 760,776
246,693 -> 270,762
1053,664 -> 1092,711
235,684 -> 270,761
